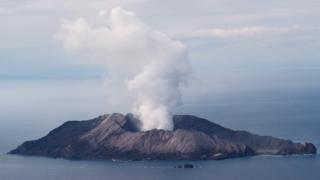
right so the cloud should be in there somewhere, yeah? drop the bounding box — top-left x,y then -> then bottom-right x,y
0,0 -> 143,16
183,25 -> 302,39
57,7 -> 192,131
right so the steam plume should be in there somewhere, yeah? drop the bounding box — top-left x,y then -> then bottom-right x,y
57,7 -> 191,130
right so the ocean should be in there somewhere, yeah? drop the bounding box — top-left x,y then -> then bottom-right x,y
0,153 -> 319,180
0,88 -> 319,180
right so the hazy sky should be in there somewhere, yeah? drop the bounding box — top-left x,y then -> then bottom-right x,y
1,0 -> 320,124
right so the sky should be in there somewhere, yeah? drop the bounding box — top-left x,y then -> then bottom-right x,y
0,0 -> 320,128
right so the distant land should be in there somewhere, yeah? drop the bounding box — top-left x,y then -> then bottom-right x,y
10,113 -> 317,161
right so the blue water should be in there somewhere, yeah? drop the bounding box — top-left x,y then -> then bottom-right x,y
0,89 -> 320,180
0,153 -> 319,180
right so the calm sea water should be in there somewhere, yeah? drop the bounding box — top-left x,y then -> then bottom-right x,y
0,89 -> 319,180
0,153 -> 319,180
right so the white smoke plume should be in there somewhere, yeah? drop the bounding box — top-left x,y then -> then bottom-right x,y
56,7 -> 191,131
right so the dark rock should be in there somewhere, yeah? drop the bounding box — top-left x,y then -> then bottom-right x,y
303,143 -> 317,154
9,113 -> 317,161
174,164 -> 195,168
183,164 -> 194,168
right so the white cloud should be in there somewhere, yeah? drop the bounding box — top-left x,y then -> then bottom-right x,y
0,0 -> 144,16
1,0 -> 320,130
183,25 -> 302,39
